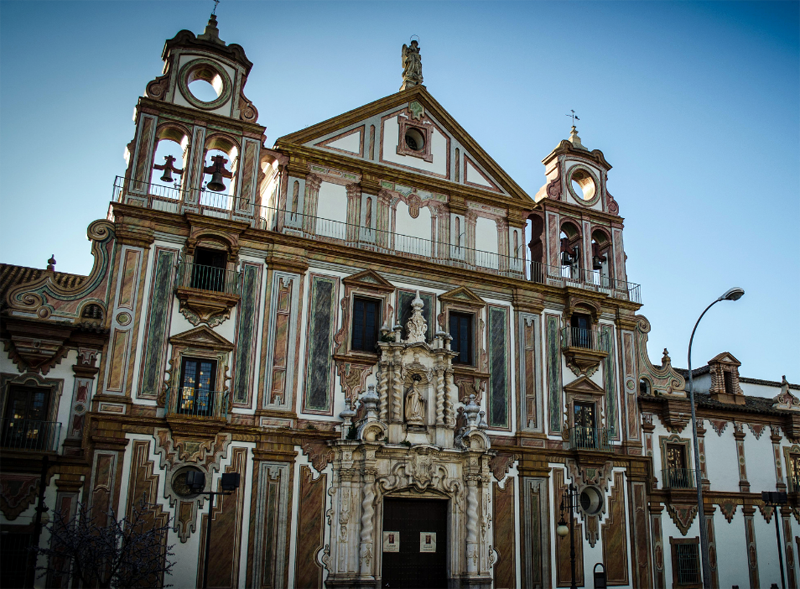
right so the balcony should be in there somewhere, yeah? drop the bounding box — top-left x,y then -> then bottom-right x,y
561,327 -> 610,374
175,262 -> 241,326
113,176 -> 641,303
1,419 -> 61,452
662,468 -> 696,490
567,426 -> 612,452
165,386 -> 229,419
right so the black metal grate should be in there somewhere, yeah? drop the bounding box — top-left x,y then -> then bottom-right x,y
676,543 -> 700,585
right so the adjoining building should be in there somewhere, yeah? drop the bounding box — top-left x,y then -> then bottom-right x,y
1,14 -> 798,589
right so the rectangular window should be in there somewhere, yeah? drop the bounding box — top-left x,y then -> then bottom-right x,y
2,385 -> 52,450
675,543 -> 701,586
723,370 -> 734,395
351,297 -> 381,352
191,247 -> 227,292
665,443 -> 691,489
449,312 -> 473,365
178,357 -> 217,416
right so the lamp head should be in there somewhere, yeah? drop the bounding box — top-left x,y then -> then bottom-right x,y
719,287 -> 745,302
556,518 -> 569,537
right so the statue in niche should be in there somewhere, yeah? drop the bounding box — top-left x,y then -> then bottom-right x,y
401,40 -> 423,90
405,292 -> 427,344
405,376 -> 426,426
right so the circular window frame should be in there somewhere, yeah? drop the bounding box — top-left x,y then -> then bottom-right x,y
566,165 -> 601,206
178,59 -> 233,110
171,466 -> 204,499
578,485 -> 604,516
404,127 -> 426,152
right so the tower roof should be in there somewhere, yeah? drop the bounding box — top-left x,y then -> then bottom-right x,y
162,14 -> 253,75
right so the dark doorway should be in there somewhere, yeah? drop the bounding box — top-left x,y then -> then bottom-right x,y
381,497 -> 448,589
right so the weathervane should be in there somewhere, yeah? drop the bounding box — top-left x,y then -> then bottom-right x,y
566,109 -> 580,127
212,0 -> 220,15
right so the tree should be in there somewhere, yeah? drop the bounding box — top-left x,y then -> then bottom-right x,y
36,496 -> 175,589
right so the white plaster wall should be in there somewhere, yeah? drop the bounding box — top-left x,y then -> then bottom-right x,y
754,513 -> 783,588
316,182 -> 348,239
382,115 -> 448,176
660,507 -> 701,587
689,372 -> 712,393
474,217 -> 498,270
395,201 -> 432,256
703,420 -> 742,492
715,508 -> 749,589
746,431 -> 779,492
740,381 -> 782,398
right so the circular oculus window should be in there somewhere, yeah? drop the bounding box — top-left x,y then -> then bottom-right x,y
579,486 -> 604,516
178,59 -> 233,110
405,127 -> 425,152
567,167 -> 599,204
171,466 -> 204,498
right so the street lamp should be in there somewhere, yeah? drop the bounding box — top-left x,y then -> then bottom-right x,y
556,482 -> 579,589
687,287 -> 745,589
187,471 -> 241,589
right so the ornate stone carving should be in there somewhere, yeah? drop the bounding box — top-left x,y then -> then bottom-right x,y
773,376 -> 800,411
667,503 -> 698,536
405,292 -> 427,344
400,40 -> 423,90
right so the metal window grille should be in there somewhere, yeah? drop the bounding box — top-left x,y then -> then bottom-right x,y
676,543 -> 700,585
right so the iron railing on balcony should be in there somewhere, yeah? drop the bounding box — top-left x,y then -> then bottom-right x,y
176,262 -> 241,295
567,426 -> 612,451
0,419 -> 61,451
165,386 -> 229,419
561,327 -> 609,351
661,468 -> 696,490
113,176 -> 642,303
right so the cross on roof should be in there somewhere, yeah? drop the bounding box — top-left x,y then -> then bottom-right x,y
566,109 -> 580,126
212,0 -> 220,15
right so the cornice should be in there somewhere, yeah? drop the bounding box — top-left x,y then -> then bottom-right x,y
137,96 -> 266,138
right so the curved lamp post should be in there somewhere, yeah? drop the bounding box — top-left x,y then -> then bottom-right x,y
687,287 -> 745,589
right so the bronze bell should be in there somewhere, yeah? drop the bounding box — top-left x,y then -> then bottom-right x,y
561,251 -> 573,266
206,172 -> 226,192
593,256 -> 603,270
160,167 -> 174,183
203,154 -> 232,192
153,155 -> 182,184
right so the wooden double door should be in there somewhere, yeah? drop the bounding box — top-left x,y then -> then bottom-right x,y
381,497 -> 448,589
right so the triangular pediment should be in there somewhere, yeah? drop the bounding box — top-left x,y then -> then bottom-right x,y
276,86 -> 531,204
563,375 -> 605,396
708,352 -> 741,366
439,286 -> 486,308
342,269 -> 395,293
169,325 -> 235,351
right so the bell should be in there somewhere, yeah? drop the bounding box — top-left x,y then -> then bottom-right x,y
561,251 -> 573,266
593,256 -> 603,270
160,167 -> 174,183
207,172 -> 226,192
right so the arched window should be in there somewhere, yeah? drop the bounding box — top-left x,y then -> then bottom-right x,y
560,220 -> 582,281
201,135 -> 240,210
590,228 -> 613,288
527,214 -> 545,282
150,126 -> 190,209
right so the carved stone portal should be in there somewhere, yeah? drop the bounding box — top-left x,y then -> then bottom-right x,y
324,297 -> 495,588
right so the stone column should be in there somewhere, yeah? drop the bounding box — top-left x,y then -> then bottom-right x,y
465,472 -> 480,575
650,504 -> 666,589
772,425 -> 787,492
733,422 -> 750,492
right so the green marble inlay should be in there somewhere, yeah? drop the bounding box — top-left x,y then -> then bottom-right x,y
305,276 -> 337,412
233,263 -> 260,404
546,315 -> 562,432
140,249 -> 176,397
408,101 -> 424,119
602,324 -> 617,438
488,306 -> 509,428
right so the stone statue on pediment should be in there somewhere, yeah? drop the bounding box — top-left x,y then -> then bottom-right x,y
401,40 -> 423,90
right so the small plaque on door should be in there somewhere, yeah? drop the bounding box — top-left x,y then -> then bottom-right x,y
383,531 -> 400,552
420,532 -> 436,552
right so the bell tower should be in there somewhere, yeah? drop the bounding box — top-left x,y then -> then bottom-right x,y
530,125 -> 631,300
119,14 -> 265,224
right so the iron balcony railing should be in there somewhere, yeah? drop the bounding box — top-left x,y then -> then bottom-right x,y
567,426 -> 612,451
1,419 -> 61,452
165,386 -> 229,420
113,176 -> 642,303
662,468 -> 696,490
561,327 -> 609,352
176,262 -> 241,295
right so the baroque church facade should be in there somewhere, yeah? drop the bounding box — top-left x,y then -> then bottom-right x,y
1,15 -> 799,589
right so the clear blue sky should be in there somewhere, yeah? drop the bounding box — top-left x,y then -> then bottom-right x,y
1,1 -> 797,382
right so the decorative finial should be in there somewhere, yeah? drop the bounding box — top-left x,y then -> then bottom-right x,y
661,348 -> 671,368
198,9 -> 225,45
566,109 -> 580,126
47,255 -> 56,272
401,38 -> 423,91
212,0 -> 220,15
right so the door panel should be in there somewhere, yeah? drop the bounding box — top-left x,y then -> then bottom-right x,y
382,498 -> 448,589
